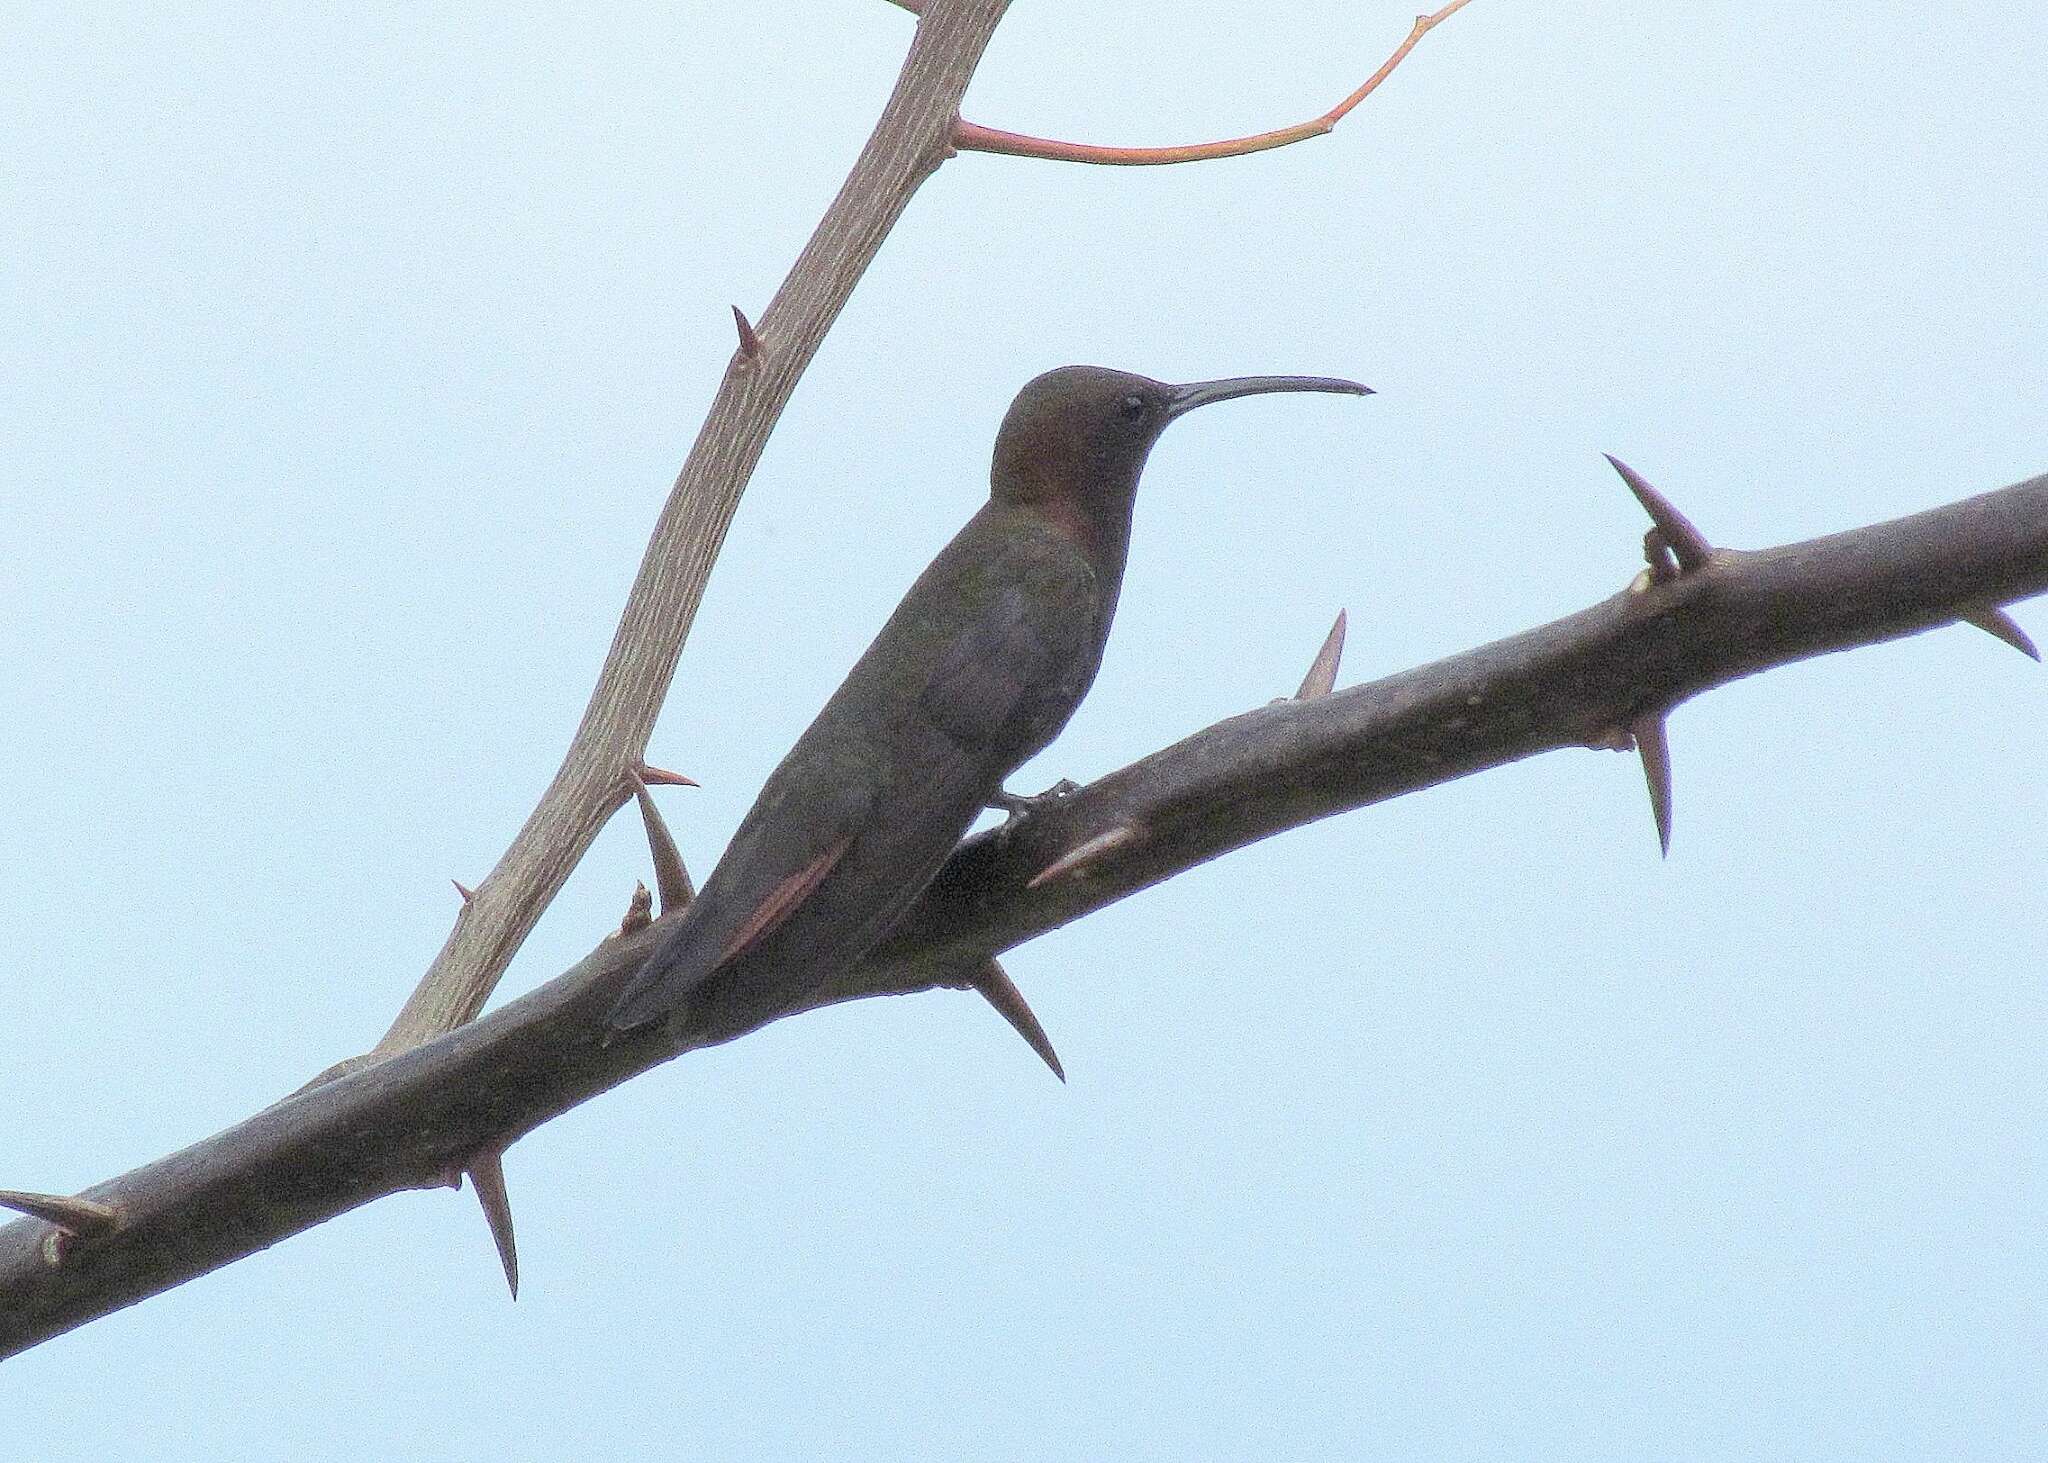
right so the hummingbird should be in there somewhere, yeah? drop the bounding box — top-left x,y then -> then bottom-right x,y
608,366 -> 1369,1069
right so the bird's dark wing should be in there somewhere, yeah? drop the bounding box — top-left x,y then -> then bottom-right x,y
765,570 -> 1097,973
607,781 -> 872,1034
714,832 -> 855,965
607,541 -> 1097,1039
918,572 -> 1094,762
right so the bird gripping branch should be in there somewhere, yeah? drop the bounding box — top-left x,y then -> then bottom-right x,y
608,365 -> 1369,1054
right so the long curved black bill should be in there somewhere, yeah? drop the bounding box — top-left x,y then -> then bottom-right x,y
1163,374 -> 1372,419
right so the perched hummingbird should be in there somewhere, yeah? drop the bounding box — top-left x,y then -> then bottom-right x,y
608,365 -> 1369,1063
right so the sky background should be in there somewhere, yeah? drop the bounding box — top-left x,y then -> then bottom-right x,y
5,2 -> 2046,1457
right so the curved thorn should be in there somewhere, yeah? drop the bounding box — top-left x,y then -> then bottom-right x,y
1026,824 -> 1140,890
967,958 -> 1065,1082
629,771 -> 695,913
1295,609 -> 1348,700
619,881 -> 653,936
451,879 -> 475,903
465,1150 -> 518,1301
1604,455 -> 1713,574
1959,606 -> 2040,661
730,305 -> 762,361
0,1189 -> 120,1238
638,763 -> 699,788
1630,711 -> 1674,857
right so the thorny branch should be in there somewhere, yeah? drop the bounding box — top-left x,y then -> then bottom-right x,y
4,468 -> 2043,1354
10,0 -> 2040,1366
4,0 -> 1505,1348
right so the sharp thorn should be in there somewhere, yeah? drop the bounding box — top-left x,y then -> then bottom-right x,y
637,763 -> 699,788
1604,455 -> 1714,574
1294,609 -> 1348,700
619,880 -> 653,936
1026,824 -> 1140,890
452,879 -> 476,903
0,1188 -> 121,1238
1959,605 -> 2039,661
628,771 -> 695,913
730,305 -> 762,361
465,1149 -> 519,1301
966,957 -> 1066,1082
1630,711 -> 1674,857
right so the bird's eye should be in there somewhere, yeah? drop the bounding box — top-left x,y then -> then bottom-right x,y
1119,393 -> 1147,421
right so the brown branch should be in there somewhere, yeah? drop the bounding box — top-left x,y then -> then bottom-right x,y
367,0 -> 1015,1057
954,0 -> 1474,166
7,468 -> 2041,1358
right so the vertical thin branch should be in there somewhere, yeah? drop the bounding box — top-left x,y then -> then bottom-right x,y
373,1 -> 1013,1055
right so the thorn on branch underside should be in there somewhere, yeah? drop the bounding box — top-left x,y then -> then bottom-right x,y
951,0 -> 1476,167
1295,610 -> 1348,700
629,770 -> 695,914
960,957 -> 1066,1082
1604,455 -> 1714,579
1629,711 -> 1674,857
1026,824 -> 1142,890
1958,605 -> 2040,661
462,1149 -> 519,1300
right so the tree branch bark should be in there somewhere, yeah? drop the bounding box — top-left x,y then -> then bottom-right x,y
6,469 -> 2040,1357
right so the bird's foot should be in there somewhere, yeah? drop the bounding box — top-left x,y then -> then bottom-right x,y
990,779 -> 1080,829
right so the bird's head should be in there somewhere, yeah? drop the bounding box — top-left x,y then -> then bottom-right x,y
989,365 -> 1369,547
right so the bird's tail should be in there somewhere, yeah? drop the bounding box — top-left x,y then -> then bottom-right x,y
607,921 -> 719,1035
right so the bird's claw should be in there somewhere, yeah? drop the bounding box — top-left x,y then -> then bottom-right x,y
990,779 -> 1080,828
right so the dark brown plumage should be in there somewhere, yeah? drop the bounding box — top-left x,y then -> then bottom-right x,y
608,365 -> 1368,1050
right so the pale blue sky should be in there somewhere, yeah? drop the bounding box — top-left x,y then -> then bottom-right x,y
6,3 -> 2046,1457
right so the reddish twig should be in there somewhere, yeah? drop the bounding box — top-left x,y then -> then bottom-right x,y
954,1 -> 1475,166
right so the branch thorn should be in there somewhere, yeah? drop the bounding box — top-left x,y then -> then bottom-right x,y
628,770 -> 695,914
1294,609 -> 1348,700
637,763 -> 699,788
451,879 -> 476,903
1630,711 -> 1674,857
1958,605 -> 2039,661
0,1188 -> 121,1240
619,881 -> 654,936
462,1149 -> 519,1300
731,306 -> 762,363
1605,455 -> 1713,577
963,957 -> 1065,1082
